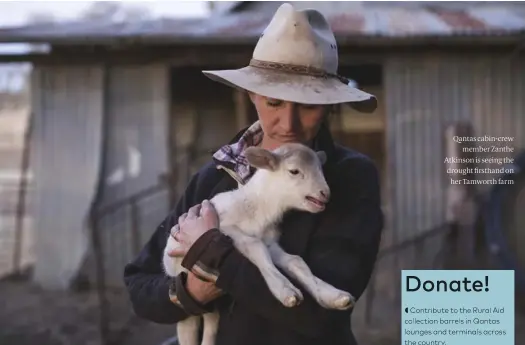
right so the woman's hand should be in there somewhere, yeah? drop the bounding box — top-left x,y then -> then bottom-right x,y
169,199 -> 219,255
167,199 -> 222,304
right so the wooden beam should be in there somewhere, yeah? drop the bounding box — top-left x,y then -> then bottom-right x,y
444,122 -> 478,266
233,89 -> 250,130
0,45 -> 254,66
1,43 -> 520,65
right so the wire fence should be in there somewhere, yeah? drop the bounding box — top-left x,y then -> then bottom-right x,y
359,222 -> 468,335
89,182 -> 172,345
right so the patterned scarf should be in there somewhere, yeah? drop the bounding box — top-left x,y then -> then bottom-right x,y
212,121 -> 264,184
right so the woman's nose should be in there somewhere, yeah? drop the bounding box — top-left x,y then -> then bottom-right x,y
279,105 -> 298,131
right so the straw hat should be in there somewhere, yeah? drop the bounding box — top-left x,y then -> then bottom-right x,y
202,3 -> 377,113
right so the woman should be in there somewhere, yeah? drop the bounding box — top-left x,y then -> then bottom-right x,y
124,3 -> 384,345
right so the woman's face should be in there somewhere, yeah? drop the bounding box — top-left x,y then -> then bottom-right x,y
249,93 -> 328,150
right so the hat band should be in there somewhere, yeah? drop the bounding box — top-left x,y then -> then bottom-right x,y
249,59 -> 349,85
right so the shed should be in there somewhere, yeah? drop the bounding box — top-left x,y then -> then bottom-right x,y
0,1 -> 524,289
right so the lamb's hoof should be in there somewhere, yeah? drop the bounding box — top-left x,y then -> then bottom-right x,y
333,294 -> 355,310
281,283 -> 303,307
284,295 -> 300,307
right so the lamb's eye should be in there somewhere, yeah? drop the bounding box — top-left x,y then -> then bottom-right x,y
289,169 -> 300,175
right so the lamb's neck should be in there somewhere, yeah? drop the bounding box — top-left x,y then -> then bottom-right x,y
211,186 -> 286,232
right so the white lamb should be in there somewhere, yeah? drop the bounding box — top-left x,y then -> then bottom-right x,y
163,143 -> 355,345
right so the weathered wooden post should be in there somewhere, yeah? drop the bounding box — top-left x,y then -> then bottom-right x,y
444,121 -> 478,267
13,112 -> 33,275
233,89 -> 250,131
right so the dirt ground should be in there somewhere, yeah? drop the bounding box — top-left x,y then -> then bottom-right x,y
0,275 -> 522,345
0,276 -> 400,345
0,277 -> 177,345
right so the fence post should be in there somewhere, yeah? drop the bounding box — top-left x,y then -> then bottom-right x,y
13,112 -> 33,275
90,211 -> 111,345
130,200 -> 141,254
444,122 -> 478,267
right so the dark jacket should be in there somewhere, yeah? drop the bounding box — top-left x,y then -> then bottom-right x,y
123,125 -> 384,345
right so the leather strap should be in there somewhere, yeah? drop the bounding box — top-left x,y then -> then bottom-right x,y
249,58 -> 349,85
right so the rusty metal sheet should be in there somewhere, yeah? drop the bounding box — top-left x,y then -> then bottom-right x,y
0,2 -> 524,44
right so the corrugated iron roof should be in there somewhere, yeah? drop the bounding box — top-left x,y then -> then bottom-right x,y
0,2 -> 524,45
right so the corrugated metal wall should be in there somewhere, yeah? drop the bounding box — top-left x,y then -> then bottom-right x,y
385,53 -> 525,244
96,64 -> 171,287
100,65 -> 170,205
30,66 -> 104,289
469,56 -> 525,185
29,63 -> 173,289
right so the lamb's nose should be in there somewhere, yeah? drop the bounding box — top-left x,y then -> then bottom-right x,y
320,190 -> 330,202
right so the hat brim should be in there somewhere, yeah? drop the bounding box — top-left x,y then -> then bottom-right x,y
202,66 -> 377,113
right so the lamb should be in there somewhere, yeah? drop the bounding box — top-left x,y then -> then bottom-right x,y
162,143 -> 355,345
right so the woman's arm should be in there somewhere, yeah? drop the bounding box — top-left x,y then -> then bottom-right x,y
180,157 -> 384,338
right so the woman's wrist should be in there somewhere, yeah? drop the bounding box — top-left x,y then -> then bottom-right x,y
169,272 -> 215,315
186,272 -> 223,305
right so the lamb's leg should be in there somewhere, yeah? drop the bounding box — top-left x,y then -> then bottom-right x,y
223,228 -> 303,307
163,226 -> 206,345
177,315 -> 201,345
201,311 -> 220,345
268,242 -> 355,310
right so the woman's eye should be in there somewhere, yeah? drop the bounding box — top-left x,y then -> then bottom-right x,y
289,169 -> 300,175
266,99 -> 283,107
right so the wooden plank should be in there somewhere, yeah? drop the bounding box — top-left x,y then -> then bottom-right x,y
233,89 -> 250,130
1,45 -> 518,65
444,122 -> 478,267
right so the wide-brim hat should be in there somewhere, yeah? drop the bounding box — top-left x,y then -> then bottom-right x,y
203,3 -> 377,113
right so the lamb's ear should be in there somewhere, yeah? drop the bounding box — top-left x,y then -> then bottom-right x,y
245,147 -> 279,171
316,151 -> 327,165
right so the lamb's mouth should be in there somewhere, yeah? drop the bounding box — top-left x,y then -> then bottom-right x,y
305,196 -> 326,210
